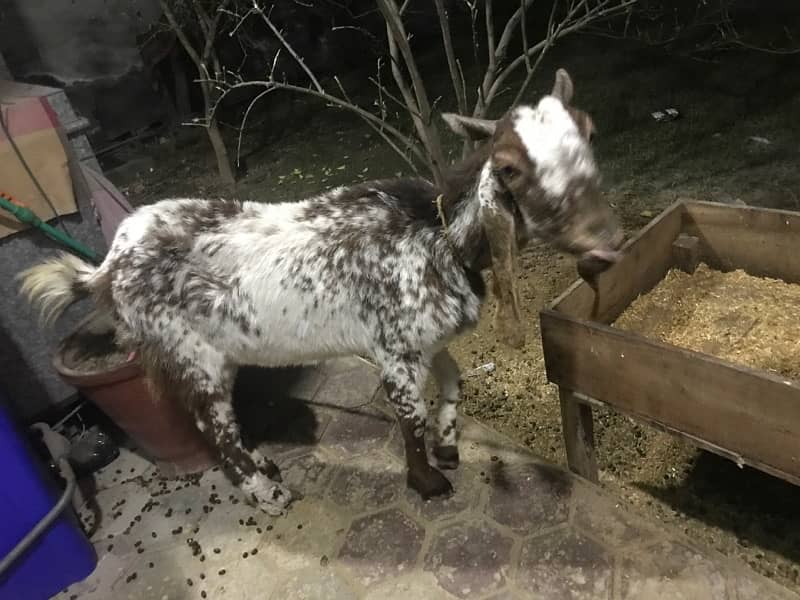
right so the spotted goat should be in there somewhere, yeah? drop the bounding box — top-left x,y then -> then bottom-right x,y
19,69 -> 623,516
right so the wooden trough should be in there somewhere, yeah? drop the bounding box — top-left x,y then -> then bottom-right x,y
540,200 -> 800,486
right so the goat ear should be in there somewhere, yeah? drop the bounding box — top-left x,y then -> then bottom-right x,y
442,113 -> 497,141
552,68 -> 575,105
482,204 -> 525,349
570,108 -> 596,140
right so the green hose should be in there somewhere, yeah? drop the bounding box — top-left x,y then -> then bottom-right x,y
0,194 -> 99,263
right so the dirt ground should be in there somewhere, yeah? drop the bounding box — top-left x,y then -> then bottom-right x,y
106,35 -> 800,589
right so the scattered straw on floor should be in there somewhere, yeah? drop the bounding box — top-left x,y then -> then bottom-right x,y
613,263 -> 800,381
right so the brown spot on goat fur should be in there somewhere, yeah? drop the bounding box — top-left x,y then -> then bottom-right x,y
181,199 -> 243,235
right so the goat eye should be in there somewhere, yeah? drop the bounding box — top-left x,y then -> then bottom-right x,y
499,165 -> 517,178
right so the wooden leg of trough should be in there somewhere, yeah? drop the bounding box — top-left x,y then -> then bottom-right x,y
559,387 -> 599,483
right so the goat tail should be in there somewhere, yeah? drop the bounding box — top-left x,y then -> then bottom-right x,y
18,252 -> 104,326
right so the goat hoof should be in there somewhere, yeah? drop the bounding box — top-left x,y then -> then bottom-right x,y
408,467 -> 453,500
260,460 -> 282,482
433,445 -> 460,470
245,478 -> 293,516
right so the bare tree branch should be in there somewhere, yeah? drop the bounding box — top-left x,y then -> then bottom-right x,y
520,0 -> 532,74
236,87 -> 276,164
216,79 -> 428,167
250,0 -> 324,93
333,76 -> 420,174
378,0 -> 446,184
160,0 -> 236,186
378,0 -> 434,122
368,75 -> 423,120
482,0 -> 637,114
485,0 -> 497,76
434,0 -> 468,116
494,0 -> 536,66
512,0 -> 560,106
206,0 -> 640,188
160,0 -> 201,67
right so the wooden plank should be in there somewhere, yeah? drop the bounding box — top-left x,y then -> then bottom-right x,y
553,200 -> 685,324
573,392 -> 800,487
559,387 -> 599,483
540,311 -> 800,482
684,201 -> 800,283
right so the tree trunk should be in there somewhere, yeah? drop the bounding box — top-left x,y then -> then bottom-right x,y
206,118 -> 236,188
199,79 -> 235,188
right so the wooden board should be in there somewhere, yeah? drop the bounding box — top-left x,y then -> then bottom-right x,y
684,201 -> 800,284
573,391 -> 800,486
554,200 -> 684,323
540,310 -> 800,482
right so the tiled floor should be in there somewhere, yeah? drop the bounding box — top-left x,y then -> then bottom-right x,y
58,358 -> 797,599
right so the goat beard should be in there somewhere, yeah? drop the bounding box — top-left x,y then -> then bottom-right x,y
482,206 -> 525,349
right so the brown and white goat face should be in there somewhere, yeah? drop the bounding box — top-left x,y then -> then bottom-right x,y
444,68 -> 623,262
443,68 -> 623,348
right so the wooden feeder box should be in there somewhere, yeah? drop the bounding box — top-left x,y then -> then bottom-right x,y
540,200 -> 800,486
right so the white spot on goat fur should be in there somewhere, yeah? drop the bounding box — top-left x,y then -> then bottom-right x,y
513,97 -> 597,198
437,402 -> 457,442
210,400 -> 233,427
477,162 -> 499,210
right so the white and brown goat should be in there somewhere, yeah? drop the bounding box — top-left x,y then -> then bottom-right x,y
20,69 -> 622,516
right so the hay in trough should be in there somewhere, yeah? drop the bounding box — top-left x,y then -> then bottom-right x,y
614,263 -> 800,381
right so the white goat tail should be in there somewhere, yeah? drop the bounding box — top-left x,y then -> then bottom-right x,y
17,252 -> 97,326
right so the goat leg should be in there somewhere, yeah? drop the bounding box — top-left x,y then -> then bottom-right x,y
382,356 -> 453,499
431,349 -> 461,470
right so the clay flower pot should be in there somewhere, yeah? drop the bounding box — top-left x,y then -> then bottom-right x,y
53,315 -> 215,476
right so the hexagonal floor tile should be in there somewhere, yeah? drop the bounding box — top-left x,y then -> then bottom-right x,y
204,553 -> 281,600
338,508 -> 425,587
571,486 -> 656,551
385,423 -> 405,460
619,540 -> 729,600
278,449 -> 334,498
487,462 -> 572,534
515,528 -> 613,599
362,572 -> 457,600
60,538 -> 134,599
423,519 -> 513,598
323,356 -> 375,375
457,420 -> 532,469
327,452 -> 405,512
185,471 -> 273,568
287,366 -> 329,401
312,365 -> 381,410
483,590 -> 525,600
115,484 -> 212,554
320,407 -> 394,459
403,464 -> 480,522
111,541 -> 236,600
271,566 -> 360,600
258,498 -> 351,572
260,409 -> 332,459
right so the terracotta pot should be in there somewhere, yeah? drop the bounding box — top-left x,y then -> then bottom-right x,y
53,317 -> 215,476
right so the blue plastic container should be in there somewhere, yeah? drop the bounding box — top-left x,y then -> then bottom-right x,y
0,398 -> 96,600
